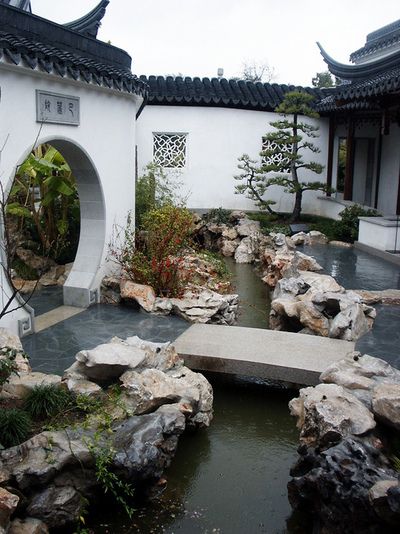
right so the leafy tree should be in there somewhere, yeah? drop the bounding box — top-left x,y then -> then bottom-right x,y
135,163 -> 187,228
235,91 -> 331,222
312,71 -> 335,88
7,145 -> 79,262
238,60 -> 276,83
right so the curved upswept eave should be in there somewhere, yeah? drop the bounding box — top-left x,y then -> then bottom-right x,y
63,0 -> 109,39
317,41 -> 400,80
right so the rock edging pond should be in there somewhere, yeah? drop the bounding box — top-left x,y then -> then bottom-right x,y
289,351 -> 400,533
0,330 -> 213,532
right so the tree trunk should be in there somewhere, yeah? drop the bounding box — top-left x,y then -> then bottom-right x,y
291,190 -> 302,222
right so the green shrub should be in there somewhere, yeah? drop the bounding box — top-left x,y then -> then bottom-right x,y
11,258 -> 38,280
203,207 -> 232,225
0,408 -> 31,448
247,211 -> 279,231
268,224 -> 291,236
334,204 -> 379,242
135,163 -> 186,228
24,384 -> 72,419
111,205 -> 195,297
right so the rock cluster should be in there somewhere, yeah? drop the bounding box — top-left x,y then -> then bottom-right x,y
12,249 -> 73,294
270,269 -> 376,341
0,333 -> 213,531
289,352 -> 400,533
103,279 -> 239,326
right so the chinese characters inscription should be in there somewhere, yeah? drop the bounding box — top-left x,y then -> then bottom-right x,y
36,91 -> 80,125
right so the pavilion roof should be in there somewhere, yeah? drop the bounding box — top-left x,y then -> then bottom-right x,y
350,19 -> 400,64
316,43 -> 400,112
0,2 -> 147,98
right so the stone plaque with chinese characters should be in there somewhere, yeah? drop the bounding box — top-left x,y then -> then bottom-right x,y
36,90 -> 80,126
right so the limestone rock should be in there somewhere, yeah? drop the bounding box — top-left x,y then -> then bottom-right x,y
369,480 -> 400,527
170,289 -> 238,325
221,238 -> 240,257
56,263 -> 73,286
112,404 -> 186,483
26,485 -> 84,528
100,276 -> 121,305
288,437 -> 399,534
296,251 -> 323,272
372,383 -> 400,430
234,235 -> 259,263
289,383 -> 376,447
8,518 -> 49,534
72,342 -> 147,382
0,487 -> 19,532
298,271 -> 342,293
307,230 -> 328,244
123,337 -> 183,371
1,372 -> 61,400
273,277 -> 310,300
229,210 -> 246,222
39,265 -> 65,287
291,232 -> 310,246
235,219 -> 260,237
15,248 -> 56,274
222,227 -> 238,240
152,297 -> 173,315
0,328 -> 23,352
329,303 -> 370,341
329,240 -> 353,248
0,329 -> 31,373
63,376 -> 102,397
120,365 -> 213,427
120,280 -> 156,312
11,279 -> 42,295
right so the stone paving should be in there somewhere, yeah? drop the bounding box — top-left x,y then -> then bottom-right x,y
22,304 -> 188,375
25,285 -> 64,315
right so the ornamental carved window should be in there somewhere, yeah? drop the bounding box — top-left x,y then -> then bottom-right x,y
261,138 -> 293,173
153,133 -> 187,168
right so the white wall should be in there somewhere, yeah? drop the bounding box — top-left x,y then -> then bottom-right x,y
379,124 -> 400,215
136,105 -> 330,215
0,64 -> 141,334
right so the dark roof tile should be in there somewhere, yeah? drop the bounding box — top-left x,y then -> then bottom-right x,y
140,75 -> 322,112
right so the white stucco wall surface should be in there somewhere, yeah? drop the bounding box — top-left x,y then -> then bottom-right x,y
0,64 -> 141,334
136,105 -> 330,215
379,125 -> 400,216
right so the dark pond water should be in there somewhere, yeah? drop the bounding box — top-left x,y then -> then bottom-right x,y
301,244 -> 400,369
88,375 -> 301,534
224,257 -> 270,329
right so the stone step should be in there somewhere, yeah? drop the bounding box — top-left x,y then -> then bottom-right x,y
35,305 -> 85,332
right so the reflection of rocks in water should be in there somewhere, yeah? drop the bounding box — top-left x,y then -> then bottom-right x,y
86,426 -> 212,534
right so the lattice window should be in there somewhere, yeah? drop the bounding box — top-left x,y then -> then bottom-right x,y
153,133 -> 187,168
261,138 -> 293,173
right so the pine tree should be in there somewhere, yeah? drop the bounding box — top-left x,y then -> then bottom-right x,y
235,91 -> 330,222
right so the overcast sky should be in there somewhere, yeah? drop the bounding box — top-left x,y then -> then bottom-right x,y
31,0 -> 400,86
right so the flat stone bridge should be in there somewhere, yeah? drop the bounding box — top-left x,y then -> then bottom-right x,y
174,324 -> 355,386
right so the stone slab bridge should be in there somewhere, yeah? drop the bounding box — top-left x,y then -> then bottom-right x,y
174,324 -> 355,386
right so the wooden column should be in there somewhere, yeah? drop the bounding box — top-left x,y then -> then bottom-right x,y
397,167 -> 400,216
343,117 -> 355,201
326,115 -> 335,196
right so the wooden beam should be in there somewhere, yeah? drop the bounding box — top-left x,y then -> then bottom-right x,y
343,117 -> 355,201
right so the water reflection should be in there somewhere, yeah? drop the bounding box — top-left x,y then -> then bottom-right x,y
89,374 -> 301,534
224,257 -> 271,329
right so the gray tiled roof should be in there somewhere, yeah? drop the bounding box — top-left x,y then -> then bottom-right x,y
140,75 -> 325,112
